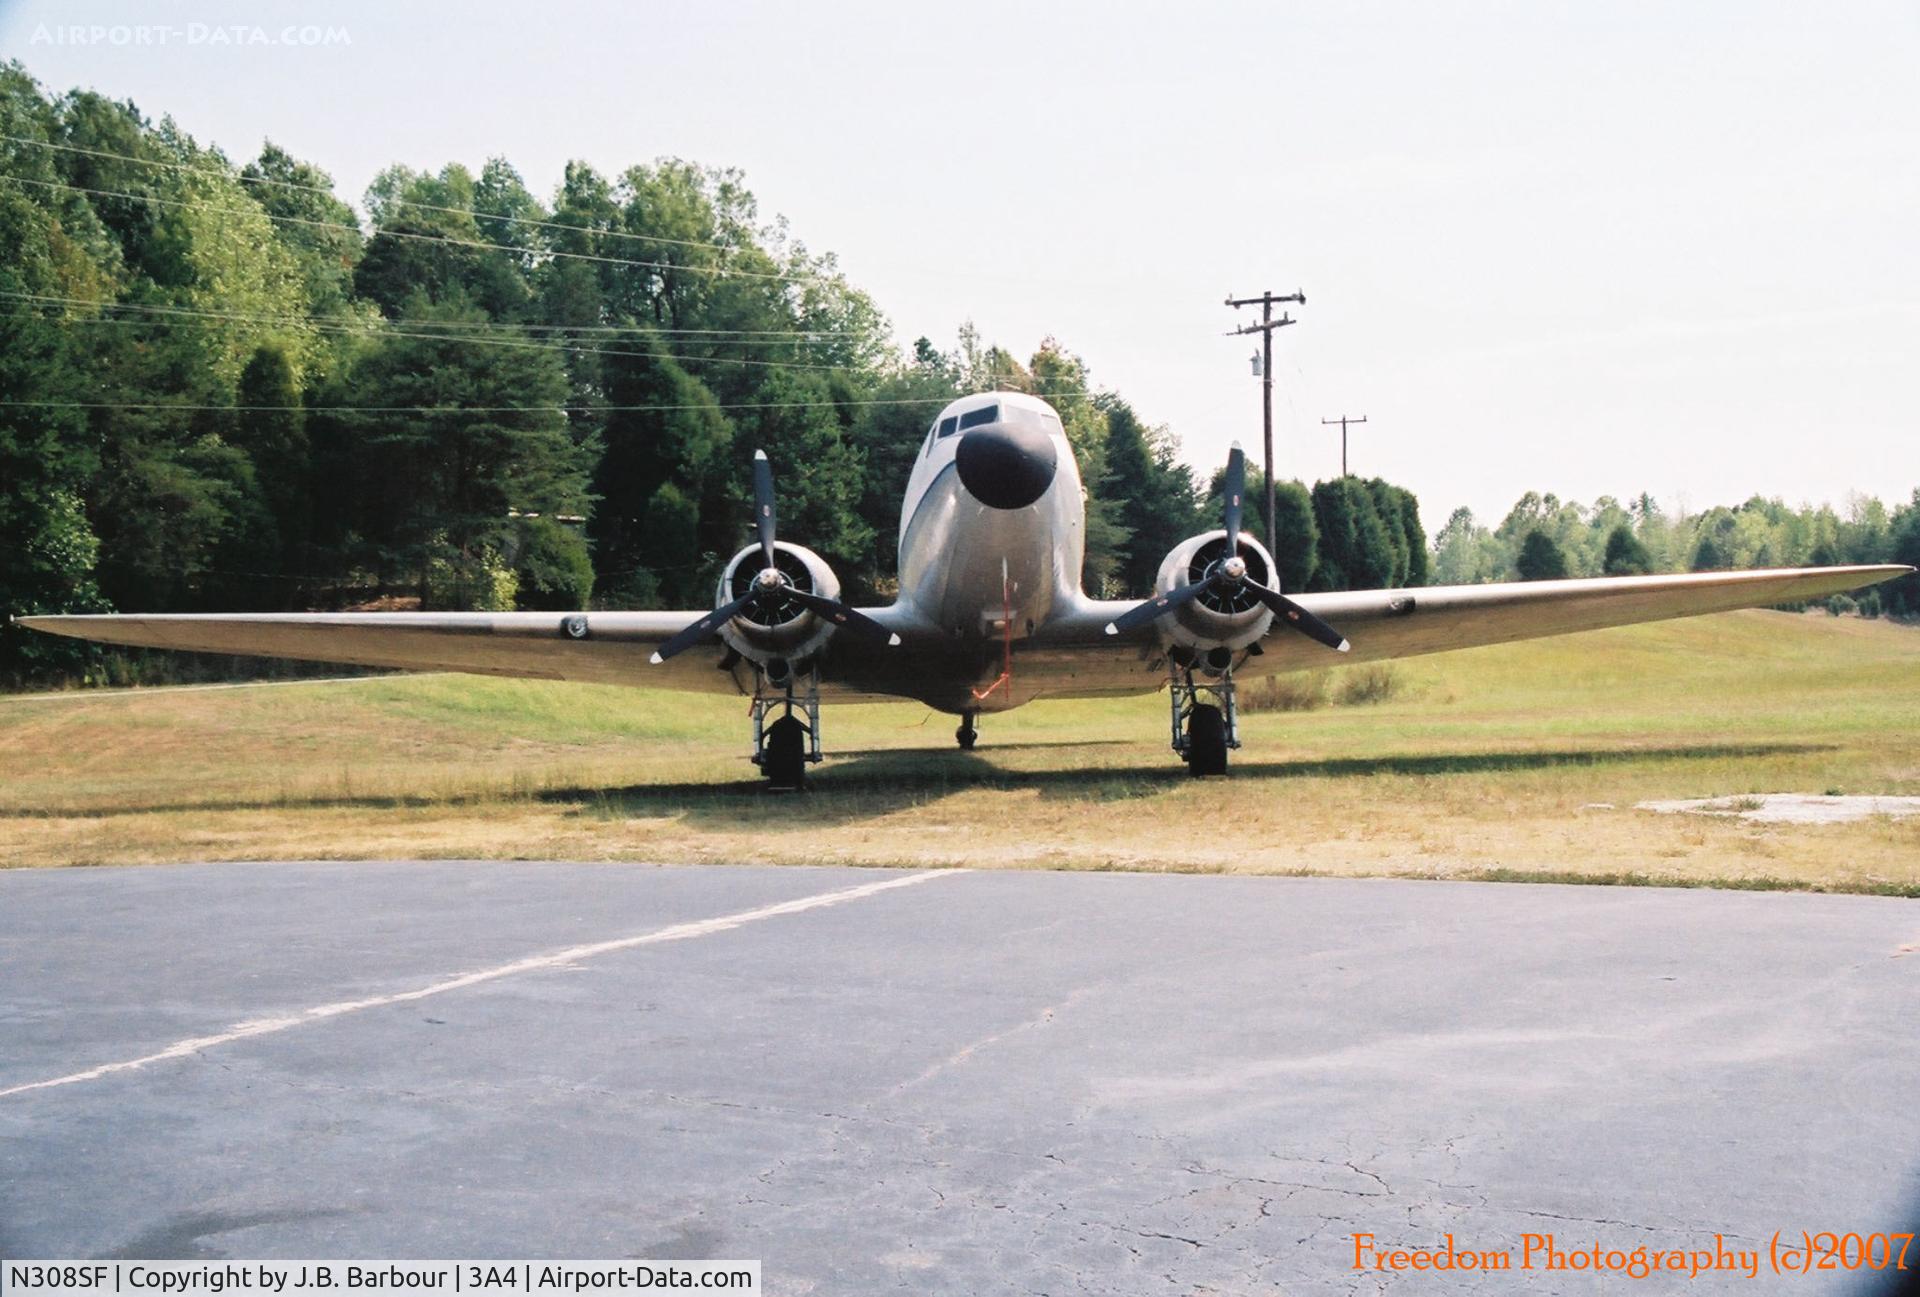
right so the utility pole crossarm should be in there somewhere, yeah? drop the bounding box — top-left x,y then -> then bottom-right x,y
1225,290 -> 1305,309
1321,414 -> 1368,478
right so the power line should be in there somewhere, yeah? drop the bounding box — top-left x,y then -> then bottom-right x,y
302,320 -> 859,337
0,292 -> 855,343
0,386 -> 1089,415
0,294 -> 1088,400
0,173 -> 829,287
0,299 -> 872,376
10,309 -> 863,358
1320,414 -> 1367,477
1,290 -> 859,340
0,133 -> 801,263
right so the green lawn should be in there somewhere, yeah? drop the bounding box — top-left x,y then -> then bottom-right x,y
4,609 -> 1917,892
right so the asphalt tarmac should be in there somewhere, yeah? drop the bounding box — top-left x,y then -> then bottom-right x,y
3,862 -> 1916,1294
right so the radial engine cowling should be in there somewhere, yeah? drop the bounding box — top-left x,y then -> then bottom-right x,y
713,540 -> 843,669
1150,530 -> 1281,652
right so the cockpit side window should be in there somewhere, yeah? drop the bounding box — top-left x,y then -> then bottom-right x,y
936,415 -> 960,438
957,404 -> 999,431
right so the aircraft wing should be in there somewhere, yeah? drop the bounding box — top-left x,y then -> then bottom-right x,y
9,608 -> 868,695
1079,564 -> 1913,677
17,565 -> 1911,702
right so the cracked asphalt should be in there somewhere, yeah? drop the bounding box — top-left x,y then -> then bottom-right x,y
2,862 -> 1917,1294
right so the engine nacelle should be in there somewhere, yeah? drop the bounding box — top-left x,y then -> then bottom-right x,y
1151,530 -> 1280,653
714,540 -> 843,675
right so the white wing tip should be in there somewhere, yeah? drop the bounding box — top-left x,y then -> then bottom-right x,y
1336,640 -> 1351,653
648,651 -> 664,665
1103,622 -> 1120,636
887,633 -> 902,647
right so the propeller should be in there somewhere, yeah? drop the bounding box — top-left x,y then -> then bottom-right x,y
1104,444 -> 1350,653
650,450 -> 901,664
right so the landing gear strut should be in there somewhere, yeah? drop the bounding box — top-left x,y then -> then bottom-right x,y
956,711 -> 979,750
1170,661 -> 1239,777
752,667 -> 822,790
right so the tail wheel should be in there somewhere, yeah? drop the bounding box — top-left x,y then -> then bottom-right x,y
1185,704 -> 1229,777
764,715 -> 808,791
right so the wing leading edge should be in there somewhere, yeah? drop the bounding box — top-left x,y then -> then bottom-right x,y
12,609 -> 764,694
1071,563 -> 1912,677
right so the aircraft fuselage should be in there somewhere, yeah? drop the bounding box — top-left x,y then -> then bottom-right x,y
898,393 -> 1083,635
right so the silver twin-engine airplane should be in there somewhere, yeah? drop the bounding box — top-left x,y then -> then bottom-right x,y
20,391 -> 1911,787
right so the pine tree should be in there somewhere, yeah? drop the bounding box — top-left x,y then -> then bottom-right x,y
1104,401 -> 1201,597
590,334 -> 733,605
1602,524 -> 1653,576
228,345 -> 311,605
1311,478 -> 1398,591
1691,533 -> 1729,572
1516,529 -> 1570,581
734,370 -> 872,579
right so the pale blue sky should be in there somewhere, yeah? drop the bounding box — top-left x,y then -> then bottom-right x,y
4,0 -> 1916,529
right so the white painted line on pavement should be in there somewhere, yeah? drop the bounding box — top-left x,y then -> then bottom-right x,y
0,868 -> 964,1099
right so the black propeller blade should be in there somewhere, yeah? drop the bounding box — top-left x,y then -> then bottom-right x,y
753,449 -> 777,569
651,450 -> 901,665
1104,579 -> 1211,637
1245,583 -> 1350,653
1221,443 -> 1245,550
649,592 -> 758,665
1102,441 -> 1350,653
784,587 -> 901,647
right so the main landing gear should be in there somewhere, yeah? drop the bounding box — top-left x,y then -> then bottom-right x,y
751,663 -> 822,791
956,711 -> 979,750
1170,656 -> 1239,777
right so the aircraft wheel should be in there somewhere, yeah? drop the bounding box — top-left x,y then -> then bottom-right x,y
764,715 -> 808,791
1185,704 -> 1229,777
957,713 -> 978,750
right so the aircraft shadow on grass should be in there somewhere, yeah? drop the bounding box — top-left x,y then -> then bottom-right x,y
12,739 -> 1833,823
565,739 -> 1835,826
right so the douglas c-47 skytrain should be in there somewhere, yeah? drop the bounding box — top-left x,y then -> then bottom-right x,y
21,392 -> 1912,788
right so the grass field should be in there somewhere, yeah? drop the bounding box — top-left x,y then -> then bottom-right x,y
3,609 -> 1918,892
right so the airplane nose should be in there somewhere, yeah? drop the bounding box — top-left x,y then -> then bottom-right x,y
955,422 -> 1058,510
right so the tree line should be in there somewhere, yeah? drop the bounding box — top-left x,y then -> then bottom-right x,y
0,64 -> 1913,687
1434,490 -> 1920,616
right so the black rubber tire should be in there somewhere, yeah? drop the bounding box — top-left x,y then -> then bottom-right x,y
956,719 -> 978,750
1185,704 -> 1229,777
764,715 -> 808,790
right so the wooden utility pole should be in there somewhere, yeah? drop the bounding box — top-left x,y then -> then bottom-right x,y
1321,414 -> 1368,477
1227,290 -> 1305,561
